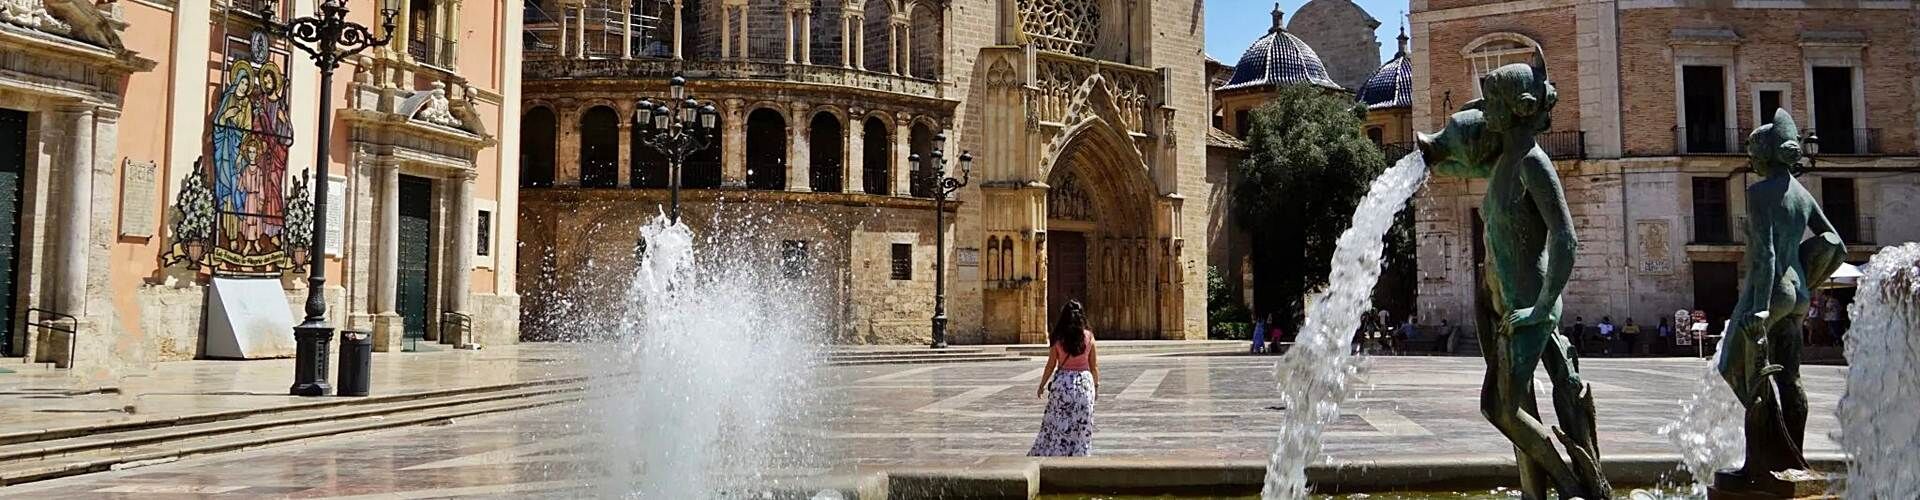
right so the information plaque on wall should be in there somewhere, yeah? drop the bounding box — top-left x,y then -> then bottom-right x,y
325,176 -> 346,256
119,159 -> 158,238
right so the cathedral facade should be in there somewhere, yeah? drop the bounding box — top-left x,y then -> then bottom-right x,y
517,0 -> 1211,344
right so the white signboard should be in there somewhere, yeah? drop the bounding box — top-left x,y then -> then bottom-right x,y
325,177 -> 346,256
204,278 -> 296,359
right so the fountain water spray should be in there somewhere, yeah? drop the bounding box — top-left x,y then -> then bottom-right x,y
582,212 -> 830,498
1656,335 -> 1746,494
1834,242 -> 1920,499
1262,152 -> 1428,499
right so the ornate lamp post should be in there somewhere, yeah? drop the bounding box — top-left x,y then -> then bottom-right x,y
262,0 -> 397,396
634,74 -> 719,223
912,133 -> 972,349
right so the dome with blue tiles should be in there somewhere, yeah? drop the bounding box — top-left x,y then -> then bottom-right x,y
1219,5 -> 1343,92
1359,27 -> 1413,110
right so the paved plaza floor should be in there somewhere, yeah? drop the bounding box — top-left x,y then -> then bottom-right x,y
0,352 -> 1847,498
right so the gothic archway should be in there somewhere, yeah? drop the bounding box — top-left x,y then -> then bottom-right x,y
1043,118 -> 1160,339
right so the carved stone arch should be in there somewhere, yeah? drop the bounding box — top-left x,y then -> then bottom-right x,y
581,98 -> 626,122
748,101 -> 795,126
860,108 -> 896,128
807,105 -> 850,130
984,58 -> 1021,89
1041,74 -> 1149,184
1460,32 -> 1542,56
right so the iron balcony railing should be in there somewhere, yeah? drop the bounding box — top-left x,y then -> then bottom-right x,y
1687,215 -> 1743,245
1675,127 -> 1746,155
1540,130 -> 1587,160
1807,128 -> 1883,155
409,33 -> 458,68
1376,141 -> 1416,162
1833,215 -> 1876,245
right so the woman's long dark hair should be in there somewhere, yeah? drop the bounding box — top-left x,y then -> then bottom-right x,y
1052,300 -> 1088,356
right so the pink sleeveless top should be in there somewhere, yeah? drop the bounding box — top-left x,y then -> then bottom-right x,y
1055,330 -> 1094,371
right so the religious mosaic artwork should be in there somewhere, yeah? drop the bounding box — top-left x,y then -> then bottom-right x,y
1048,171 -> 1092,221
163,29 -> 308,277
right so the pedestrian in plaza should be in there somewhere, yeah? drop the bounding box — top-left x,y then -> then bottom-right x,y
1267,316 -> 1285,354
1251,312 -> 1267,354
1569,316 -> 1587,354
1621,317 -> 1641,356
1658,317 -> 1673,355
1597,316 -> 1616,355
1822,293 -> 1844,341
1029,300 -> 1099,457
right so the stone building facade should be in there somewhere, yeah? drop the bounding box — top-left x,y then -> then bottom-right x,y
1409,0 -> 1920,336
0,0 -> 522,372
1288,0 -> 1382,91
518,0 -> 1212,344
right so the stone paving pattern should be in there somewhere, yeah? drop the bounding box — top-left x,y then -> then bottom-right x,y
0,352 -> 1846,498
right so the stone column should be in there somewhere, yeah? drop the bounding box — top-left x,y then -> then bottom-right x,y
573,6 -> 587,58
735,7 -> 748,60
901,22 -> 912,77
842,14 -> 854,68
799,8 -> 813,65
784,11 -> 796,63
846,107 -> 864,193
853,15 -> 866,70
887,23 -> 899,74
447,171 -> 475,346
721,99 -> 747,187
672,0 -> 685,60
621,0 -> 635,59
373,163 -> 402,352
787,103 -> 811,192
617,119 -> 634,187
446,0 -> 464,68
557,102 -> 581,185
50,106 -> 92,317
894,112 -> 912,195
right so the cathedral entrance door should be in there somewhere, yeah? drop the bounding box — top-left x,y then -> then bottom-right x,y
1047,231 -> 1088,330
397,175 -> 434,351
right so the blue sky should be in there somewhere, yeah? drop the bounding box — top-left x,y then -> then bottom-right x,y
1205,0 -> 1404,64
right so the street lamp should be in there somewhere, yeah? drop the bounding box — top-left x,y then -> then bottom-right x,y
634,74 -> 719,224
262,0 -> 397,396
913,133 -> 972,349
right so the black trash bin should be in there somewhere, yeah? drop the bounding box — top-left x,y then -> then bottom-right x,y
337,329 -> 373,397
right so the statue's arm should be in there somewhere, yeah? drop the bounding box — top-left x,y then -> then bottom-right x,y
1521,158 -> 1576,312
1801,198 -> 1846,287
1735,196 -> 1777,318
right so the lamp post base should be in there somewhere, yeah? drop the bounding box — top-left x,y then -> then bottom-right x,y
930,315 -> 948,349
289,325 -> 334,396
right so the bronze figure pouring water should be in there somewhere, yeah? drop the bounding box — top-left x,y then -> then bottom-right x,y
1417,50 -> 1611,499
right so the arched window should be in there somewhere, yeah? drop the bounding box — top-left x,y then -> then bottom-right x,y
685,114 -> 723,188
1462,33 -> 1540,97
907,122 -> 934,197
986,238 -> 1001,281
909,2 -> 941,79
579,106 -> 621,188
746,108 -> 788,190
520,106 -> 556,187
1366,127 -> 1384,146
861,116 -> 890,195
862,0 -> 893,71
632,123 -> 669,188
749,0 -> 786,61
810,0 -> 844,65
809,112 -> 844,193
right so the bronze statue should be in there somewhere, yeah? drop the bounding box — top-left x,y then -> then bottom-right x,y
1417,50 -> 1610,499
1714,109 -> 1846,494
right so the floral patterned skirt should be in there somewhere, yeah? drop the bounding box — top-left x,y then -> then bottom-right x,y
1028,369 -> 1096,457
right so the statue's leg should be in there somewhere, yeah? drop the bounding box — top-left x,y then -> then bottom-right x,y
1516,382 -> 1548,500
1483,329 -> 1582,496
1770,315 -> 1810,460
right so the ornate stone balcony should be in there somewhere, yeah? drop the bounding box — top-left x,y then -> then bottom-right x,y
1027,49 -> 1167,137
523,56 -> 945,100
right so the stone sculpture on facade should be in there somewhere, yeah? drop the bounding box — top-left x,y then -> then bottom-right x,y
1711,109 -> 1846,497
1416,50 -> 1611,499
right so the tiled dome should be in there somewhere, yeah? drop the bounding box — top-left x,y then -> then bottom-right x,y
1359,28 -> 1412,110
1219,5 -> 1342,92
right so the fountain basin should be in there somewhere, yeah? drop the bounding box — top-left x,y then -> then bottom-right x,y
841,454 -> 1851,499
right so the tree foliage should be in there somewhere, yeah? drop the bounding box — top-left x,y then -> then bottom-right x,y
1233,84 -> 1414,328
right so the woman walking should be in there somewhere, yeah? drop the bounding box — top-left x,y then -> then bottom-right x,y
1029,301 -> 1099,457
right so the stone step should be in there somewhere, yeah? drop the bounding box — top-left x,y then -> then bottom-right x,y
825,350 -> 1005,362
0,382 -> 581,468
826,354 -> 1027,367
0,390 -> 582,486
824,348 -> 989,359
0,377 -> 583,449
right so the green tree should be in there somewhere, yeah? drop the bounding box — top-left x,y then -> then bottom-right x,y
1233,84 -> 1414,328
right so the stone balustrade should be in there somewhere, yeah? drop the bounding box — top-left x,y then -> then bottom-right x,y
524,56 -> 943,100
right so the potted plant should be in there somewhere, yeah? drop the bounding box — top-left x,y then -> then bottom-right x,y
283,170 -> 314,267
170,162 -> 215,262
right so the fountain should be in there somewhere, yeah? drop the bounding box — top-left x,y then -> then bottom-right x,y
580,211 -> 831,498
1261,151 -> 1428,499
1834,242 -> 1920,499
1657,335 -> 1746,496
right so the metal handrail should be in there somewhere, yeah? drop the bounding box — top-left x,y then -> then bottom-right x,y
26,308 -> 77,368
439,311 -> 472,346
